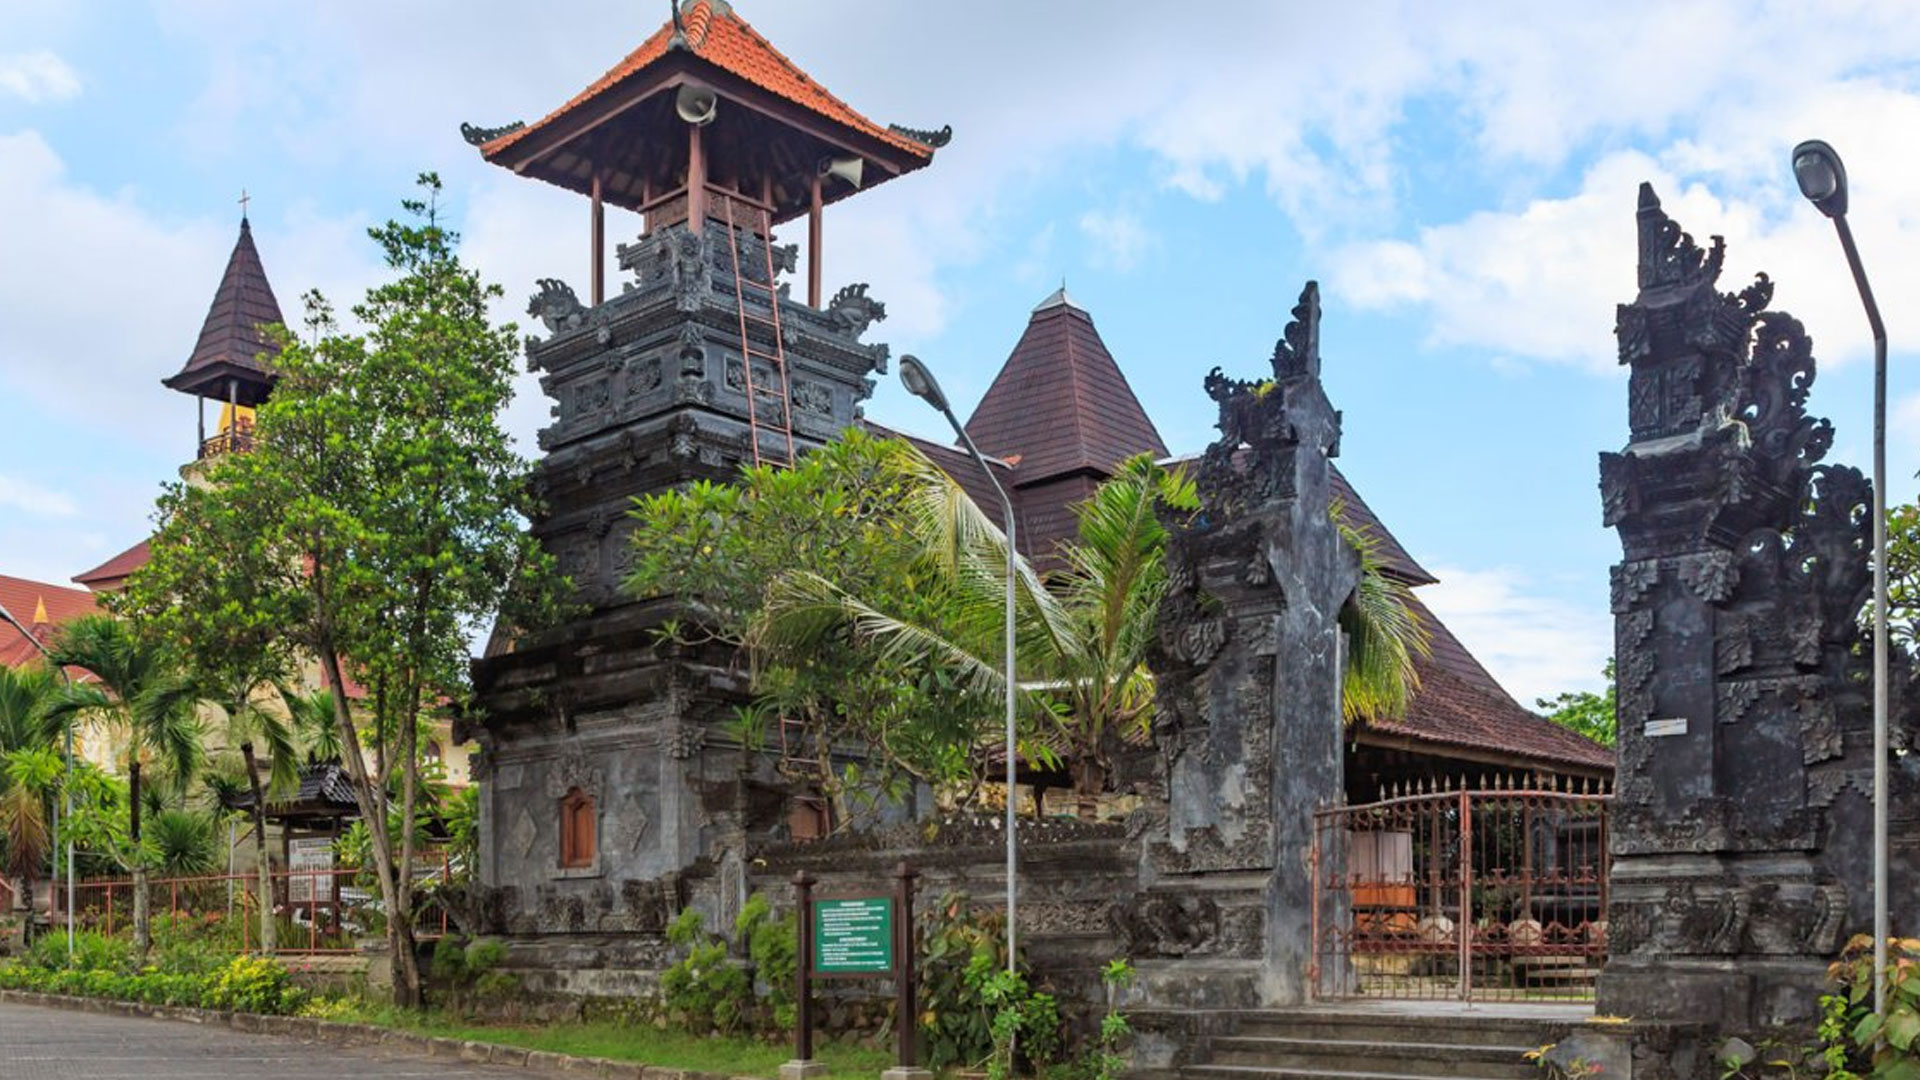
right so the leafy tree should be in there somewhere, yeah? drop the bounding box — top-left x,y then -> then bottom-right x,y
118,174 -> 558,1007
1536,660 -> 1617,747
42,614 -> 202,959
628,430 -> 993,810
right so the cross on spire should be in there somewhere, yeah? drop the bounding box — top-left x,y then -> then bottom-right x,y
238,188 -> 251,222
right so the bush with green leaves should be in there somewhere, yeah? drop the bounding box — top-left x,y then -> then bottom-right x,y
1818,935 -> 1920,1080
736,893 -> 798,1031
0,953 -> 305,1015
660,908 -> 755,1035
428,934 -> 517,1011
918,893 -> 1061,1075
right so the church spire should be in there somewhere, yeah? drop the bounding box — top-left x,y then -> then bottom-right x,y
162,212 -> 286,409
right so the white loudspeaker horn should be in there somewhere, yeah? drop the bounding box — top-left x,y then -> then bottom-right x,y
675,85 -> 718,126
822,156 -> 865,189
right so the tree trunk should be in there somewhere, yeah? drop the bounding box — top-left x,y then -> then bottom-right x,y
317,648 -> 422,1009
1071,757 -> 1105,821
129,759 -> 150,960
240,742 -> 276,953
395,676 -> 422,1009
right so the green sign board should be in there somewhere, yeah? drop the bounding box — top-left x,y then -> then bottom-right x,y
813,896 -> 894,975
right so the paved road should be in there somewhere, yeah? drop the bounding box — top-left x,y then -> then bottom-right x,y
0,1002 -> 534,1079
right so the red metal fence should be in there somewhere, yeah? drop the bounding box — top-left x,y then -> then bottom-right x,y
1311,777 -> 1611,1002
55,852 -> 452,956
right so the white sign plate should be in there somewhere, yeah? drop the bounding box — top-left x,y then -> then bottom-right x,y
1643,717 -> 1689,738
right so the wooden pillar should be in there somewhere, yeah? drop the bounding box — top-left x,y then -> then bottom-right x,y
807,172 -> 823,308
196,396 -> 206,457
590,174 -> 605,306
687,123 -> 706,237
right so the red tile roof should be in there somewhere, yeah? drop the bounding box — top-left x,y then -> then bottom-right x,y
73,540 -> 151,593
162,218 -> 284,405
964,291 -> 1169,488
0,573 -> 99,672
481,1 -> 933,162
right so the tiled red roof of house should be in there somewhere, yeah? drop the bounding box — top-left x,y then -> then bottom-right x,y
481,1 -> 932,162
162,218 -> 284,405
964,290 -> 1169,488
0,573 -> 99,673
1362,592 -> 1613,771
73,540 -> 151,593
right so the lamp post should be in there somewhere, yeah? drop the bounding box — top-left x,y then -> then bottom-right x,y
0,599 -> 75,960
898,354 -> 1020,974
1792,138 -> 1890,1014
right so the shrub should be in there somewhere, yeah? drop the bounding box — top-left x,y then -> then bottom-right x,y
1819,934 -> 1920,1080
26,930 -> 131,973
660,908 -> 754,1035
0,953 -> 305,1015
737,893 -> 798,1031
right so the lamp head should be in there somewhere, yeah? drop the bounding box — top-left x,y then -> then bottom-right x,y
1792,139 -> 1848,219
898,354 -> 950,413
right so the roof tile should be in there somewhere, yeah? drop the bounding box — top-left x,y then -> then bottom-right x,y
483,1 -> 931,160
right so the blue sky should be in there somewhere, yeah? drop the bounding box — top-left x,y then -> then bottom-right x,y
4,1 -> 1920,704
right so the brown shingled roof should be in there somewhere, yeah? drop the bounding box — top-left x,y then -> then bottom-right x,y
161,218 -> 284,406
1362,592 -> 1614,771
72,540 -> 151,594
964,291 -> 1169,488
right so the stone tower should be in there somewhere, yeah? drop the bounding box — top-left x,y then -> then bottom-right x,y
1596,185 -> 1918,1031
457,1 -> 946,976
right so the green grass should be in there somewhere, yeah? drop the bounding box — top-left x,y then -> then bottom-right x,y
328,1002 -> 894,1080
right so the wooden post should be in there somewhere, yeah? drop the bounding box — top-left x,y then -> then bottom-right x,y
590,173 -> 605,306
687,122 -> 707,238
892,862 -> 920,1072
807,172 -> 823,308
789,870 -> 817,1075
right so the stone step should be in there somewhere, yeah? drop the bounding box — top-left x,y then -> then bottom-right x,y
1233,1011 -> 1577,1047
1207,1037 -> 1539,1079
1183,1065 -> 1531,1080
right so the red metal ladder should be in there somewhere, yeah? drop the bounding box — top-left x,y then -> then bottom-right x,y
723,197 -> 796,467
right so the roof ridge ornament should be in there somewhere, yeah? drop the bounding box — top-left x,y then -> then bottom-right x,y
887,123 -> 953,149
1635,182 -> 1724,292
670,0 -> 721,51
461,120 -> 525,146
1271,280 -> 1321,381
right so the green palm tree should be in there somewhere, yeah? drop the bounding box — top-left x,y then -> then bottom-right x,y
759,447 -> 1428,817
0,662 -> 63,913
44,614 -> 203,959
202,680 -> 300,953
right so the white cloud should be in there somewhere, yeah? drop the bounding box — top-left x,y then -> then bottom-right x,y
0,473 -> 76,517
1419,565 -> 1612,707
0,50 -> 79,103
0,130 -> 383,449
1078,207 -> 1154,273
1331,76 -> 1920,375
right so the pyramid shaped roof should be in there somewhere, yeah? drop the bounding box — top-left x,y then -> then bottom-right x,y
964,291 -> 1168,486
162,218 -> 284,406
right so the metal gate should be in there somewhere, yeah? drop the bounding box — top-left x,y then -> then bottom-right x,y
1310,777 -> 1611,1002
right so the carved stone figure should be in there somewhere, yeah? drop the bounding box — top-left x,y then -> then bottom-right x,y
827,283 -> 887,339
528,278 -> 588,334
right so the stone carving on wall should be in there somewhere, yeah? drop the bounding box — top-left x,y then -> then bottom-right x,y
1146,281 -> 1357,1006
827,283 -> 887,339
528,278 -> 588,334
1596,183 -> 1919,1032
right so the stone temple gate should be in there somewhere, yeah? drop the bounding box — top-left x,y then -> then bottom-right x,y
1596,183 -> 1919,1033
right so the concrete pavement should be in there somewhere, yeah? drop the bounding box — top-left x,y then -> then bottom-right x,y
0,1001 -> 536,1079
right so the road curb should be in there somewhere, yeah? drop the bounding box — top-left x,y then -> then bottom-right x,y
0,988 -> 739,1080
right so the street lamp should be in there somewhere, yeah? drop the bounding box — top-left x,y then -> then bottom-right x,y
0,598 -> 76,960
898,354 -> 1021,974
1792,138 -> 1890,1014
